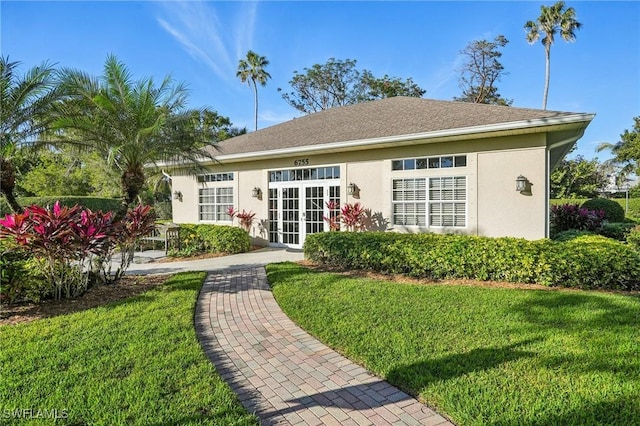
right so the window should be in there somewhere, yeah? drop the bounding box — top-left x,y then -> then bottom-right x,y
199,187 -> 233,221
392,178 -> 427,226
391,176 -> 467,228
269,166 -> 340,182
392,155 -> 467,171
429,177 -> 466,227
197,172 -> 234,183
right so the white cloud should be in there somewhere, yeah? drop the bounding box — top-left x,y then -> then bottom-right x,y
156,1 -> 257,82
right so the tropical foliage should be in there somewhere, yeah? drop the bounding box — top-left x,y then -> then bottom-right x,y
51,54 -> 216,220
525,1 -> 581,109
0,57 -> 60,213
0,202 -> 155,302
597,116 -> 640,180
237,50 -> 271,131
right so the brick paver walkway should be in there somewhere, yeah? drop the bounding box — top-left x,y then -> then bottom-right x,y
195,267 -> 455,426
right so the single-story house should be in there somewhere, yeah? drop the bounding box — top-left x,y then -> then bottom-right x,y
169,97 -> 594,248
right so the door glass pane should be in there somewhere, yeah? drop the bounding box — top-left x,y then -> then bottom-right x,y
305,186 -> 324,235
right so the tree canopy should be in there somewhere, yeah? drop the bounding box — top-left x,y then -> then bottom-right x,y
597,117 -> 640,180
550,154 -> 608,198
525,1 -> 581,110
454,36 -> 512,106
278,58 -> 425,114
237,50 -> 271,131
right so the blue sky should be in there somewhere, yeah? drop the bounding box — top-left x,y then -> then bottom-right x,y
3,1 -> 639,161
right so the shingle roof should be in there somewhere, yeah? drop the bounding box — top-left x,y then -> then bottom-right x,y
207,97 -> 583,157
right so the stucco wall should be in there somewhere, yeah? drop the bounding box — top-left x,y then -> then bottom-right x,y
477,147 -> 547,239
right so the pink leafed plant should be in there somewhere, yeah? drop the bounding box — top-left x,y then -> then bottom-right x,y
341,202 -> 365,232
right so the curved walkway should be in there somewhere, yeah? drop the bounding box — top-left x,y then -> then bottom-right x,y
195,267 -> 454,426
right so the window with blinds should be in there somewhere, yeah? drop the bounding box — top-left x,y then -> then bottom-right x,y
429,177 -> 466,227
392,176 -> 467,227
392,178 -> 427,226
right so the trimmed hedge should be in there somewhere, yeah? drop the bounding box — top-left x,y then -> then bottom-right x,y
581,198 -> 625,222
0,196 -> 122,216
551,198 -> 640,220
174,224 -> 250,255
303,232 -> 640,291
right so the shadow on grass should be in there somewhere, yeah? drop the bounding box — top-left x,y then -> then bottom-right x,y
386,339 -> 542,395
491,395 -> 640,426
513,291 -> 640,330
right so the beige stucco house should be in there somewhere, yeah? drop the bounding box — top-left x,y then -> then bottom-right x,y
169,97 -> 594,248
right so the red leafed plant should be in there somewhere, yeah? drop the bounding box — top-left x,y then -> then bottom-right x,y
227,207 -> 255,233
0,202 -> 114,299
341,202 -> 365,232
0,201 -> 156,300
323,201 -> 341,231
236,210 -> 256,233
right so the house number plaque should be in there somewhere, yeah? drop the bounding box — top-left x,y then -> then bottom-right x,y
293,158 -> 309,166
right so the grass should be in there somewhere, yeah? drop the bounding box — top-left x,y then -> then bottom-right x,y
267,262 -> 640,426
0,272 -> 257,426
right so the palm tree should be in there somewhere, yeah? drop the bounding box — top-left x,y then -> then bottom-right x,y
0,57 -> 58,213
236,50 -> 271,131
52,54 -> 214,221
525,1 -> 581,110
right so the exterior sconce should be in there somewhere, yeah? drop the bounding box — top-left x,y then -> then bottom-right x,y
347,182 -> 359,196
173,190 -> 183,202
252,187 -> 262,199
516,175 -> 530,193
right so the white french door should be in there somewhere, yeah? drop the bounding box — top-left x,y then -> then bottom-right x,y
268,182 -> 340,249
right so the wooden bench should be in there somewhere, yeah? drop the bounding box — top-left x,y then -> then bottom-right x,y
139,224 -> 181,254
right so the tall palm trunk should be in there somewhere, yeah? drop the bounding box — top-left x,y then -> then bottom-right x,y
253,79 -> 259,131
542,43 -> 551,110
0,158 -> 23,214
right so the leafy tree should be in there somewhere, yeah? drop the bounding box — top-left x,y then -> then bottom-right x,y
597,117 -> 640,180
454,36 -> 512,106
550,155 -> 607,198
52,54 -> 216,221
360,72 -> 426,101
0,57 -> 59,213
20,149 -> 120,197
278,58 -> 426,114
236,50 -> 271,131
525,1 -> 582,110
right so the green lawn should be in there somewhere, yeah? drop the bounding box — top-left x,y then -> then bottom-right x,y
0,272 -> 257,426
267,263 -> 640,426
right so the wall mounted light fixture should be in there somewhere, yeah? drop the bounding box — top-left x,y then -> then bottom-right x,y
347,182 -> 359,196
516,175 -> 529,193
173,190 -> 183,202
252,187 -> 262,199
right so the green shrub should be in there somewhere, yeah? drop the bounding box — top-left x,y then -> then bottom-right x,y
0,196 -> 121,216
171,224 -> 250,256
627,225 -> 640,251
580,198 -> 626,222
304,232 -> 640,291
551,198 -> 640,220
152,201 -> 172,220
552,229 -> 595,242
0,239 -> 50,304
597,222 -> 636,241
